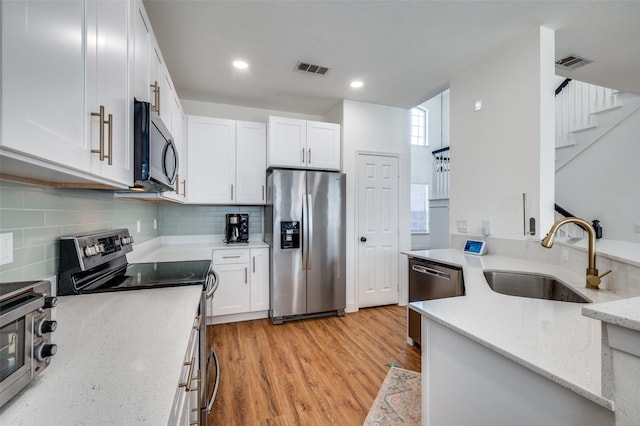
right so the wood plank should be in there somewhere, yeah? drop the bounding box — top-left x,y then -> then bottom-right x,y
207,305 -> 420,424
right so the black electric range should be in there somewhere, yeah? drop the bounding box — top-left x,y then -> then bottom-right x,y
57,229 -> 213,295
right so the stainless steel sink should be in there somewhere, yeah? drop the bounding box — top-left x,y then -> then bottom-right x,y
483,270 -> 591,303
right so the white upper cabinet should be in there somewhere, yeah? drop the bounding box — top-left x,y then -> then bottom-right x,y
85,0 -> 133,186
267,116 -> 340,170
132,2 -> 151,103
236,121 -> 267,204
1,0 -> 133,188
306,120 -> 341,170
267,117 -> 307,168
1,1 -> 88,171
187,116 -> 237,204
187,116 -> 266,205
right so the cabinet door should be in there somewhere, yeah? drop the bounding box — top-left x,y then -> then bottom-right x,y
211,263 -> 251,316
267,116 -> 306,168
160,64 -> 174,127
187,116 -> 236,204
132,0 -> 151,103
236,121 -> 266,204
86,0 -> 133,187
1,0 -> 87,170
149,38 -> 163,116
306,120 -> 341,170
250,248 -> 270,312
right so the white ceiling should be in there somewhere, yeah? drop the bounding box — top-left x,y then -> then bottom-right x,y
143,0 -> 640,116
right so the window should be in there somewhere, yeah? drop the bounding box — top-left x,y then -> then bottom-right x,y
411,184 -> 429,233
411,107 -> 428,146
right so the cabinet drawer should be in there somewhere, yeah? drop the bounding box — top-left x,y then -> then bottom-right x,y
213,249 -> 250,264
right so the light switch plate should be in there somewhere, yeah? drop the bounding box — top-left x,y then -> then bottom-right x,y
457,220 -> 468,233
0,233 -> 14,266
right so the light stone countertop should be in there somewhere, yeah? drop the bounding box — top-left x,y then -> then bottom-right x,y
127,234 -> 269,263
406,249 -> 621,411
582,296 -> 640,331
0,286 -> 202,425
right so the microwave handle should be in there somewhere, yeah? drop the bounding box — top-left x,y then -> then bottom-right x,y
162,139 -> 179,185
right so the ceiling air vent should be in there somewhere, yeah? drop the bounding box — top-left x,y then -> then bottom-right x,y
296,61 -> 330,76
556,54 -> 593,70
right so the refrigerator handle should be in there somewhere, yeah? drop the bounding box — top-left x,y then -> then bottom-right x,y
302,193 -> 308,271
307,193 -> 313,270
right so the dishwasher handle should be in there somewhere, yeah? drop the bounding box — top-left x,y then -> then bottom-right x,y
412,264 -> 451,280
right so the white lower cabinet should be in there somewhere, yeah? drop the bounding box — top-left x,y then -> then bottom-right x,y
169,314 -> 200,425
250,248 -> 270,312
210,248 -> 270,321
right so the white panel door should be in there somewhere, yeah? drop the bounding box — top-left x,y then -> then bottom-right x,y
357,154 -> 399,308
1,1 -> 87,170
187,116 -> 236,204
306,120 -> 340,170
236,121 -> 266,204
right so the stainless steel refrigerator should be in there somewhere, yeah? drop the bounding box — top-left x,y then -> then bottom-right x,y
265,168 -> 346,324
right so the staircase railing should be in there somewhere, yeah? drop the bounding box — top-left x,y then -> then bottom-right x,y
553,203 -> 602,239
431,147 -> 450,199
555,79 -> 619,148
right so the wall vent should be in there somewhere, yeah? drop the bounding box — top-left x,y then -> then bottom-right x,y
295,61 -> 330,76
556,54 -> 593,70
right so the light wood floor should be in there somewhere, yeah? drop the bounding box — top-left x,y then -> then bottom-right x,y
207,305 -> 421,425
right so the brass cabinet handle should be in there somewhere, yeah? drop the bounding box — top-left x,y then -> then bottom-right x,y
245,267 -> 248,284
308,148 -> 311,163
301,148 -> 305,163
106,112 -> 113,165
262,185 -> 265,201
91,105 -> 112,164
231,184 -> 234,200
175,173 -> 180,193
182,180 -> 187,198
91,105 -> 106,161
178,356 -> 195,391
150,80 -> 160,114
253,256 -> 255,273
222,255 -> 241,259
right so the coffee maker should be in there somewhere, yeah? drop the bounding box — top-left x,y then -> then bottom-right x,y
224,213 -> 249,243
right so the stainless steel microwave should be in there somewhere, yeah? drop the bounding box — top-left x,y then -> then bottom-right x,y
133,99 -> 178,192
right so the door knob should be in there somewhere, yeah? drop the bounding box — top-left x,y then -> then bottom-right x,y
360,237 -> 367,242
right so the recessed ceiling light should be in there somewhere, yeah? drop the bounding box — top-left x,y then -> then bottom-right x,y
233,60 -> 248,69
350,80 -> 364,88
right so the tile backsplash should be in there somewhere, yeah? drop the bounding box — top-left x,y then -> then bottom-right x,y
0,180 -> 159,283
159,205 -> 264,236
0,180 -> 268,284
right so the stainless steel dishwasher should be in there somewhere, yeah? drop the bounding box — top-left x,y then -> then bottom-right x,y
408,258 -> 464,346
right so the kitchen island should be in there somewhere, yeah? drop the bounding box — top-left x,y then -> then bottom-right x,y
407,249 -> 621,426
0,285 -> 202,425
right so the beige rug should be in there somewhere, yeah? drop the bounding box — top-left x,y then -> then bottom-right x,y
364,367 -> 421,425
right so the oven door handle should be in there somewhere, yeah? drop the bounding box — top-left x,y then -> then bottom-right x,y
0,293 -> 44,325
205,270 -> 219,299
204,347 -> 220,414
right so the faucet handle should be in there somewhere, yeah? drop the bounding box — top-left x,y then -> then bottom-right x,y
599,269 -> 612,279
586,269 -> 612,289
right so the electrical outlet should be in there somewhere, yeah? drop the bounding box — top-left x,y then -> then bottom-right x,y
457,220 -> 468,233
136,220 -> 141,233
153,219 -> 157,230
561,248 -> 570,262
634,223 -> 640,233
0,233 -> 14,266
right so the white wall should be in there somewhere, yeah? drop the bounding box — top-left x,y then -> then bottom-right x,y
331,100 -> 411,311
449,27 -> 555,241
556,107 -> 640,243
